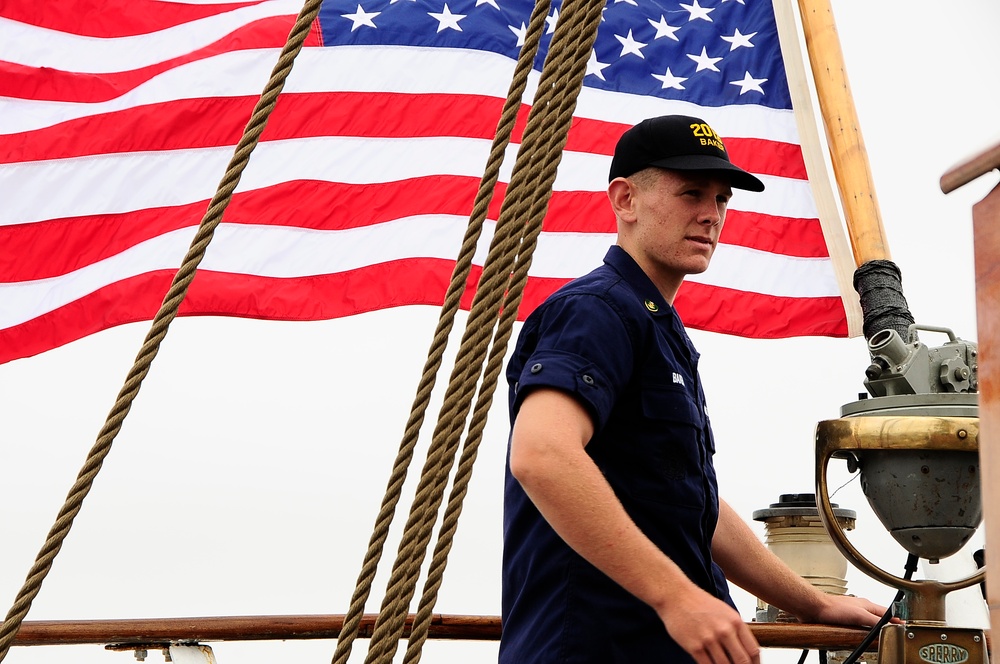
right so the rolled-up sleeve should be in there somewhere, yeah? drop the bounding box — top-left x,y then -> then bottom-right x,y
511,293 -> 634,432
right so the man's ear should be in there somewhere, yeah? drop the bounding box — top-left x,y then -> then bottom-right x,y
607,177 -> 637,224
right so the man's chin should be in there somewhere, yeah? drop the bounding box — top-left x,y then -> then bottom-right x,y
684,260 -> 712,276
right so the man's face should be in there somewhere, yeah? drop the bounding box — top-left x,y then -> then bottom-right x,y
627,168 -> 733,282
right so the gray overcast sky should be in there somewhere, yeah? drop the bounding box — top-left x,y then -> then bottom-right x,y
1,1 -> 999,663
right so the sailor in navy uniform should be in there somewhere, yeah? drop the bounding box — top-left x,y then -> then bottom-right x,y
500,115 -> 887,663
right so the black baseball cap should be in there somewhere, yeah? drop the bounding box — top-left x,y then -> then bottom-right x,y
608,115 -> 765,192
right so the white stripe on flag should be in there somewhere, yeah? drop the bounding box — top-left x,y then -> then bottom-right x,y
0,137 -> 813,226
1,217 -> 840,331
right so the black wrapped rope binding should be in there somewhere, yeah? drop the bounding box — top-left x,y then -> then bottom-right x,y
853,260 -> 915,342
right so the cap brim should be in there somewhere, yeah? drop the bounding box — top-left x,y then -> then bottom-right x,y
649,155 -> 765,192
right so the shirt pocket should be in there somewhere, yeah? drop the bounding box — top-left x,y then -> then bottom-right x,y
632,383 -> 706,508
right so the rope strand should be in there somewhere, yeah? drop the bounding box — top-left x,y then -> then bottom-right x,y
328,1 -> 552,661
402,0 -> 605,657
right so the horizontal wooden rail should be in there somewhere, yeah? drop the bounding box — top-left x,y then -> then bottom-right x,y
10,614 -> 900,651
14,614 -> 497,646
941,141 -> 1000,194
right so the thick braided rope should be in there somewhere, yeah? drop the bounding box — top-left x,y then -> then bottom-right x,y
327,3 -> 552,663
360,63 -> 584,658
400,1 -> 605,661
0,2 -> 323,661
359,48 -> 575,664
363,2 -> 606,661
360,143 -> 539,662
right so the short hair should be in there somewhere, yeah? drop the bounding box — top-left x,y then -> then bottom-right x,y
625,167 -> 660,191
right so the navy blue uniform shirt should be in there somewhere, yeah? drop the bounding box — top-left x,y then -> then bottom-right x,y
500,246 -> 734,664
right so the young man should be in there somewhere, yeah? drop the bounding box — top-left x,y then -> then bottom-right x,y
500,115 -> 886,663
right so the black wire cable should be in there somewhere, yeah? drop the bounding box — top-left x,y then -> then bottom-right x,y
841,553 -> 919,664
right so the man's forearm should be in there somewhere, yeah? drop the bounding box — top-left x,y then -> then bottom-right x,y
510,391 -> 696,612
511,389 -> 762,662
712,499 -> 829,620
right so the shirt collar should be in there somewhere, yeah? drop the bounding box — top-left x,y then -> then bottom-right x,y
603,246 -> 700,365
603,245 -> 671,317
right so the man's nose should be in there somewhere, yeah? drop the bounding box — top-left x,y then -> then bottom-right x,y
700,203 -> 723,226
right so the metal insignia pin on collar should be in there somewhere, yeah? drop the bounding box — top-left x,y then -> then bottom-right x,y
644,299 -> 659,312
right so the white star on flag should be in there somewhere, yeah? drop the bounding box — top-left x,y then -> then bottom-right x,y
341,5 -> 380,31
687,46 -> 722,72
586,49 -> 611,80
680,0 -> 714,22
509,21 -> 527,46
615,29 -> 647,58
652,67 -> 687,90
476,0 -> 501,8
545,8 -> 559,34
647,16 -> 681,41
721,28 -> 756,50
428,4 -> 465,32
730,71 -> 767,94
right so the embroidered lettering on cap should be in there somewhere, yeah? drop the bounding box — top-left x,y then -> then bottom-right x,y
672,372 -> 685,386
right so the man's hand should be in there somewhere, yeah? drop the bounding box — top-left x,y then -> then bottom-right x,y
658,585 -> 761,664
712,500 -> 892,631
512,391 -> 760,662
805,593 -> 891,628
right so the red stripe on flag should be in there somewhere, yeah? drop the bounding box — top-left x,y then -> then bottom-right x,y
493,274 -> 848,338
1,91 -> 803,183
0,260 -> 458,364
0,0 -> 266,37
0,93 -> 509,163
0,17 -> 300,104
718,211 -> 828,259
674,282 -> 849,338
564,118 -> 808,180
0,178 -> 827,285
0,177 -> 481,281
0,261 -> 847,364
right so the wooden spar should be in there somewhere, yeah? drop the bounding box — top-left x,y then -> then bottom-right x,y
941,142 -> 1000,194
9,614 -> 894,651
795,0 -> 891,265
944,141 -> 1000,658
13,614 -> 498,646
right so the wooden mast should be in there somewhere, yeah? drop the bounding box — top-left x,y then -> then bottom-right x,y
799,0 -> 995,649
795,0 -> 891,265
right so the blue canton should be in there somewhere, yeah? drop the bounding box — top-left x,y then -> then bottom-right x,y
318,0 -> 793,109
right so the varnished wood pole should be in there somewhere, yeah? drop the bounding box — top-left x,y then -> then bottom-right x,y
12,614 -> 497,646
941,141 -> 1000,194
9,614 -> 887,651
796,0 -> 891,265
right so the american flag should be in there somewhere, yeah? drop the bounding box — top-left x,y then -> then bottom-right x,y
0,0 -> 859,365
